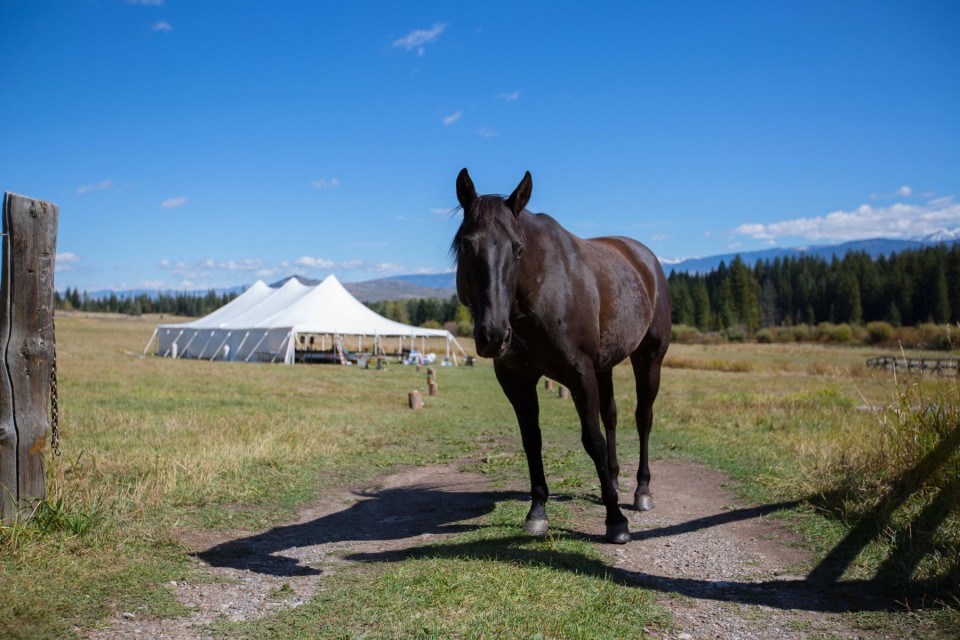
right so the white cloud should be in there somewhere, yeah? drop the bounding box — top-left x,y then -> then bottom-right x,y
870,184 -> 918,200
55,252 -> 81,272
152,20 -> 172,32
651,233 -> 668,242
497,90 -> 520,101
128,0 -> 164,5
370,262 -> 405,273
443,111 -> 462,125
311,177 -> 341,189
76,179 -> 113,194
733,196 -> 960,243
161,196 -> 187,209
295,256 -> 335,269
392,23 -> 446,56
430,207 -> 454,216
477,128 -> 498,138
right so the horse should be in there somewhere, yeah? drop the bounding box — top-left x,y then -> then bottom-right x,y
452,168 -> 671,544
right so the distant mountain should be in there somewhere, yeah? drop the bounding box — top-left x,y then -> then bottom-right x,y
72,231 -> 960,302
80,284 -> 246,300
344,277 -> 456,302
662,234 -> 960,275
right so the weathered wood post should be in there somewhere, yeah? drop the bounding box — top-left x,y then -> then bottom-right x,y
0,193 -> 58,520
408,390 -> 423,410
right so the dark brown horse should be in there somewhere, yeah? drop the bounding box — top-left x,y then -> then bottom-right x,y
452,169 -> 671,544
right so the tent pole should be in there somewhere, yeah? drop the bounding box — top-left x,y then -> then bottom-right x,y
244,331 -> 269,362
235,331 -> 252,358
178,330 -> 200,359
272,332 -> 291,364
142,327 -> 159,356
196,331 -> 217,360
209,332 -> 232,361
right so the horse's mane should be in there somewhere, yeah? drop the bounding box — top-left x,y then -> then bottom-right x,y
449,194 -> 510,265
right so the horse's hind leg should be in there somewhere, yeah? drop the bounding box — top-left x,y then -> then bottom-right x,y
494,362 -> 549,535
630,338 -> 666,511
597,369 -> 620,493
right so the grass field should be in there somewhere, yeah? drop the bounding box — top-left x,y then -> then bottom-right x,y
1,313 -> 957,638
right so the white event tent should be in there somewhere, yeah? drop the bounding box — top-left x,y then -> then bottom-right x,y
144,275 -> 466,365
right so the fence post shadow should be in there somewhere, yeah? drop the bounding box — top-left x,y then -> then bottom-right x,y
806,420 -> 960,600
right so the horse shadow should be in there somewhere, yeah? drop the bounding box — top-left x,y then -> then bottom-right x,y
197,422 -> 959,613
196,484 -> 522,577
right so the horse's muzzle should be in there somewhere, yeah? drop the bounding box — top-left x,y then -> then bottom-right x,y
475,325 -> 511,358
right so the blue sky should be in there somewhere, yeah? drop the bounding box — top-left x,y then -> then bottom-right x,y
3,1 -> 958,292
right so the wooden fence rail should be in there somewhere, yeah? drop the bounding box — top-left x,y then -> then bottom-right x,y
0,193 -> 59,520
866,355 -> 960,376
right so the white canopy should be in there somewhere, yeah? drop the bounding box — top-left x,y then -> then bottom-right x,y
146,275 -> 465,364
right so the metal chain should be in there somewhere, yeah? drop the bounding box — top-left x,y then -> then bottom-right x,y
50,316 -> 61,456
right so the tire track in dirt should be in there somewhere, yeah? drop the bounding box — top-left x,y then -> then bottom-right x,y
91,459 -> 902,639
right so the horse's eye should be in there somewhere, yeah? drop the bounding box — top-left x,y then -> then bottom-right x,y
516,244 -> 525,258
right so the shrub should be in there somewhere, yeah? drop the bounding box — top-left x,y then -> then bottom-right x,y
918,323 -> 953,351
456,320 -> 474,337
866,321 -> 895,344
791,324 -> 812,342
755,328 -> 773,344
723,324 -> 747,343
671,324 -> 701,344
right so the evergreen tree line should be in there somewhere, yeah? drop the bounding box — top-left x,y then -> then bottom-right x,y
55,287 -> 238,317
668,243 -> 960,332
364,296 -> 473,336
56,242 -> 960,338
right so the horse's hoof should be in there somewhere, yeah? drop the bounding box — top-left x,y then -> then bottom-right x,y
634,494 -> 655,511
524,518 -> 549,536
605,521 -> 630,544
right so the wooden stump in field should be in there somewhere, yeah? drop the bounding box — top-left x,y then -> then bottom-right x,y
544,379 -> 553,391
428,380 -> 438,397
408,390 -> 424,410
558,386 -> 569,399
0,193 -> 59,521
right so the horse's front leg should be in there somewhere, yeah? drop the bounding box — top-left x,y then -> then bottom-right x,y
569,363 -> 630,544
494,362 -> 549,536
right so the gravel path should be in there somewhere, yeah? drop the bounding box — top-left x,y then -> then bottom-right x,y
90,459 -> 907,639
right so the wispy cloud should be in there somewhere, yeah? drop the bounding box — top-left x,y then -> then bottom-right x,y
76,179 -> 113,195
311,177 -> 341,189
477,128 -> 498,138
152,20 -> 172,32
55,252 -> 81,272
127,0 -> 164,5
443,111 -> 462,125
295,256 -> 336,270
497,90 -> 520,101
393,23 -> 446,56
160,196 -> 187,209
733,196 -> 960,243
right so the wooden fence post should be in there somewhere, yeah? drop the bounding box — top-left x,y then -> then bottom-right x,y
0,193 -> 59,520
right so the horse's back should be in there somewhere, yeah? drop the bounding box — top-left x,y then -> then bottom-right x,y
585,235 -> 671,357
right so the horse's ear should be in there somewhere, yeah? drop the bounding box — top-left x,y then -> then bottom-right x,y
506,171 -> 532,217
456,168 -> 477,212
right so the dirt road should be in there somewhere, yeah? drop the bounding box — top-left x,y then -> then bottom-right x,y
92,459 -> 911,639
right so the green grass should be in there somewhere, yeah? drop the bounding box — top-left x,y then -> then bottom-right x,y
212,501 -> 667,639
1,315 -> 957,638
